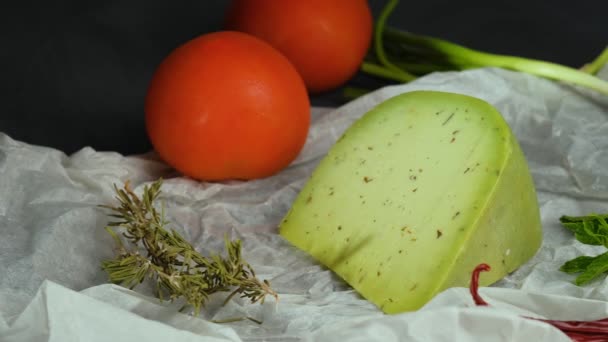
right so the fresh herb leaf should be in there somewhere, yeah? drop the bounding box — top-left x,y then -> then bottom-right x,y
560,255 -> 598,274
560,214 -> 608,247
573,252 -> 608,285
560,214 -> 608,224
560,214 -> 608,286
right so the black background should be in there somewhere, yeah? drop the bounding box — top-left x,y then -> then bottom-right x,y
1,1 -> 606,155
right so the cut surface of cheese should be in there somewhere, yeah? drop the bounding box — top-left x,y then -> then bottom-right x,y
279,91 -> 542,313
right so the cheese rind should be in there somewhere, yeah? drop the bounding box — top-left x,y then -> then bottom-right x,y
279,91 -> 542,313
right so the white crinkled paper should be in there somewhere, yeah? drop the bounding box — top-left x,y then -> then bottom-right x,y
1,67 -> 608,341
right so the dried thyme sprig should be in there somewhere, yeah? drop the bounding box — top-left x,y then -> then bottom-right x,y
100,179 -> 277,315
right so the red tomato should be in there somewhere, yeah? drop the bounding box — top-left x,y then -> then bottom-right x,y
225,0 -> 373,94
145,31 -> 310,181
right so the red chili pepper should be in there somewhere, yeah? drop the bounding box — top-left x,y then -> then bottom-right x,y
469,263 -> 608,342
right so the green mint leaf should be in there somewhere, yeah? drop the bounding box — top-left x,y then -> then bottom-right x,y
560,215 -> 608,247
560,214 -> 608,224
573,224 -> 604,245
560,255 -> 597,274
580,220 -> 606,245
559,214 -> 608,286
574,251 -> 608,285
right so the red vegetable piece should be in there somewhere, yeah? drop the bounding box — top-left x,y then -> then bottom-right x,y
470,263 -> 491,306
469,263 -> 608,342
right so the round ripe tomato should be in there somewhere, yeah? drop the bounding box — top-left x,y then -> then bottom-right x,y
225,0 -> 373,94
145,31 -> 310,181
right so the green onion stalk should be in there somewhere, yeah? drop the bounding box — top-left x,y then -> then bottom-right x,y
355,0 -> 608,97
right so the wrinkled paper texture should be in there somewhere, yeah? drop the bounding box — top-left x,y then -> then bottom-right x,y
1,67 -> 608,341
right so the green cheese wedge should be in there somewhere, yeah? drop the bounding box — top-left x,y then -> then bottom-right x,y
279,91 -> 542,314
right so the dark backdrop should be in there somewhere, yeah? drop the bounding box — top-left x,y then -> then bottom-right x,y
1,1 -> 606,155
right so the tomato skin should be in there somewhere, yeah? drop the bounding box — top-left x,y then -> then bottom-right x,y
145,31 -> 310,181
225,0 -> 373,94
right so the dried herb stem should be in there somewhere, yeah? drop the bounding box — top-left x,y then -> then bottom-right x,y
100,179 -> 277,315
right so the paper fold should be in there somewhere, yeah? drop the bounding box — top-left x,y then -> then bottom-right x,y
2,67 -> 608,340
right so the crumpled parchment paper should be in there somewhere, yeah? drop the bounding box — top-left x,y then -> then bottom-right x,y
1,66 -> 608,341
